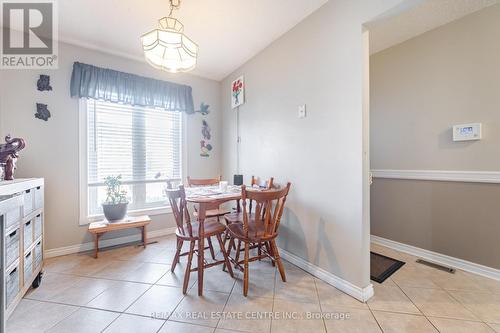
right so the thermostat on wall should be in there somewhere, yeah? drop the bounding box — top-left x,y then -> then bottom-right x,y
453,123 -> 481,142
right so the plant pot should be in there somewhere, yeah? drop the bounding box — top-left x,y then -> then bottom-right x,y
102,202 -> 128,222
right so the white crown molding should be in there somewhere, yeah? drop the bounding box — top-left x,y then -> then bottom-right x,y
371,169 -> 500,184
278,248 -> 374,302
44,227 -> 177,258
371,235 -> 500,281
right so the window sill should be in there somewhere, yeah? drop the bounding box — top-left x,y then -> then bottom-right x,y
79,206 -> 173,226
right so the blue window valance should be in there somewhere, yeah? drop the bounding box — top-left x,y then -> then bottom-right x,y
70,62 -> 194,114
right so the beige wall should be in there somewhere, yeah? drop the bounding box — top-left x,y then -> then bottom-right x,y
370,5 -> 500,268
372,178 -> 500,269
371,4 -> 500,171
221,0 -> 406,290
0,42 -> 222,250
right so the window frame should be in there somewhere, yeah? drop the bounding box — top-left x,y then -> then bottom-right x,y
78,98 -> 188,225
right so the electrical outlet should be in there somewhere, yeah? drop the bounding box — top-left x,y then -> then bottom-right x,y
298,104 -> 306,118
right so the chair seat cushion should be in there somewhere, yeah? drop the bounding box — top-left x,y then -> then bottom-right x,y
175,218 -> 226,240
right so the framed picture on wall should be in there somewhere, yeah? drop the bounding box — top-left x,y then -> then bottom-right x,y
231,75 -> 245,109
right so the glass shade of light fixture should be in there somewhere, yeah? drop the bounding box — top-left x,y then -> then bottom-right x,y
141,16 -> 198,73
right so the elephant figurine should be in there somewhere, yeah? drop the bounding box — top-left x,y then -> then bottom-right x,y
0,135 -> 26,180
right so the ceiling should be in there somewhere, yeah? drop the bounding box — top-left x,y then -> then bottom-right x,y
57,0 -> 328,81
367,0 -> 499,54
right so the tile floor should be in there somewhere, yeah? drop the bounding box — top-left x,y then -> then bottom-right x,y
7,236 -> 500,332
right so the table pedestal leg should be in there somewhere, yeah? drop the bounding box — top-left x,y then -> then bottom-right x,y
198,203 -> 206,296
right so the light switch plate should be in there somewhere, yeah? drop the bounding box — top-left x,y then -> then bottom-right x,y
298,104 -> 306,118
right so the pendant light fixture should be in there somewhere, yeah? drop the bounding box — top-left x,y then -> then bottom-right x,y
141,0 -> 198,73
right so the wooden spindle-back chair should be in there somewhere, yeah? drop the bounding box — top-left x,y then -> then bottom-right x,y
186,176 -> 221,186
185,176 -> 232,258
166,185 -> 234,294
226,182 -> 292,296
186,176 -> 231,218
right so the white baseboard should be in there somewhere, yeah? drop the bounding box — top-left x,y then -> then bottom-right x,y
371,235 -> 500,281
371,169 -> 500,184
44,227 -> 177,258
278,248 -> 374,302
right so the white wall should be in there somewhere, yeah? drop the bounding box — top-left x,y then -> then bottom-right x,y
221,0 -> 406,291
0,42 -> 222,250
371,4 -> 500,171
370,4 -> 500,269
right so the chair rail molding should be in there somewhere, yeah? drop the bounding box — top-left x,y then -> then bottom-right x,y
371,169 -> 500,184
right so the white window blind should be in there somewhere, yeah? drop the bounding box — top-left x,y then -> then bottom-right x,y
86,99 -> 182,216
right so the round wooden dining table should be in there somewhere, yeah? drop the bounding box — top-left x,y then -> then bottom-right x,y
184,185 -> 242,296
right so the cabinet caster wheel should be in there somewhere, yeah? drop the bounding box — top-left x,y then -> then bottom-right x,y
32,272 -> 43,288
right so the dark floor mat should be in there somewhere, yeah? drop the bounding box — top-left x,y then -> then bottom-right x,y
370,251 -> 405,283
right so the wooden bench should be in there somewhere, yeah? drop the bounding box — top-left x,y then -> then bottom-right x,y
88,215 -> 151,258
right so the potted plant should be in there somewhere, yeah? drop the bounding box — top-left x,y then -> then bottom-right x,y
102,175 -> 128,222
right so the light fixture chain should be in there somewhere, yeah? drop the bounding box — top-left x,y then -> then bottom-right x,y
168,0 -> 182,17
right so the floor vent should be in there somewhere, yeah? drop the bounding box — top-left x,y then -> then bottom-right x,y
416,259 -> 456,273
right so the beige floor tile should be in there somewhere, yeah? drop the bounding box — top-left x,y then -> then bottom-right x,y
402,286 -> 478,320
147,248 -> 179,265
448,290 -> 500,323
367,284 -> 420,314
22,240 -> 500,332
271,298 -> 326,333
25,272 -> 84,301
315,279 -> 368,310
156,262 -> 198,288
86,281 -> 151,312
274,271 -> 318,303
430,269 -> 491,293
126,284 -> 185,318
92,259 -> 144,280
125,262 -> 170,284
217,293 -> 273,333
323,307 -> 381,333
58,256 -> 115,276
159,320 -> 215,332
246,258 -> 278,276
48,277 -> 117,306
171,290 -> 230,327
94,244 -> 138,259
191,267 -> 237,294
232,272 -> 275,299
214,329 -> 242,333
489,323 -> 500,332
427,317 -> 495,333
372,311 -> 438,333
103,313 -> 165,333
116,246 -> 161,262
390,265 -> 442,289
43,254 -> 89,273
466,273 -> 500,294
150,235 -> 178,249
46,307 -> 119,333
7,299 -> 78,332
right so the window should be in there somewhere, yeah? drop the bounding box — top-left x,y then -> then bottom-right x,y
80,99 -> 183,221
